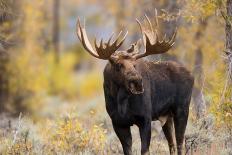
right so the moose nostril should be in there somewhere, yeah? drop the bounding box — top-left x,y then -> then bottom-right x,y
129,79 -> 141,87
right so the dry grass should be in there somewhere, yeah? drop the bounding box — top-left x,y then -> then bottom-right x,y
0,97 -> 231,155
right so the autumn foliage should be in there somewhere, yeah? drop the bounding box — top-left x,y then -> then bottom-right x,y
0,0 -> 231,154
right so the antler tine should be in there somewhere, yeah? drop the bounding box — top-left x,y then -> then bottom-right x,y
110,31 -> 128,50
77,18 -> 99,58
93,30 -> 128,58
154,8 -> 159,27
136,18 -> 143,32
107,32 -> 115,46
77,18 -> 127,60
155,30 -> 159,43
169,28 -> 177,44
100,38 -> 104,49
136,18 -> 146,45
117,31 -> 128,47
111,31 -> 122,47
134,14 -> 177,59
162,34 -> 167,43
145,14 -> 154,34
77,18 -> 82,42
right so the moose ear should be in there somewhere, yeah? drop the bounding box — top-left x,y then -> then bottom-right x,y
109,56 -> 118,65
127,39 -> 142,54
109,58 -> 114,64
127,45 -> 135,53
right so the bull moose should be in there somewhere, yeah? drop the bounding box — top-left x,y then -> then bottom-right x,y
76,14 -> 194,155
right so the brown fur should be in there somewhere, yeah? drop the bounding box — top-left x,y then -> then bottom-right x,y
103,52 -> 194,155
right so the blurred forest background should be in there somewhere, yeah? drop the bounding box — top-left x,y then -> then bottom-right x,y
0,0 -> 231,154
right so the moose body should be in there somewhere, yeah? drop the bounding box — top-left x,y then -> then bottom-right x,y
104,59 -> 194,155
76,14 -> 194,155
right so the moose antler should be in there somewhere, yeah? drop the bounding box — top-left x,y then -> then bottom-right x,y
77,18 -> 128,60
135,14 -> 177,59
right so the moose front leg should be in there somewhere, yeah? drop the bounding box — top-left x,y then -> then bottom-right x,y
113,123 -> 132,155
138,119 -> 151,155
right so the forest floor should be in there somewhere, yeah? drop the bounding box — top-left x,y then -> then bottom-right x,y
0,94 -> 230,154
0,96 -> 170,154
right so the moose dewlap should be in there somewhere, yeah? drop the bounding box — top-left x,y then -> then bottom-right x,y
76,14 -> 194,155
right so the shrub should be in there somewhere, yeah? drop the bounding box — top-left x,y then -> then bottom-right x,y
43,116 -> 107,154
46,52 -> 78,100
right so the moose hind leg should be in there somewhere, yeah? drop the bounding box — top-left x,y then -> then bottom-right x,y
162,117 -> 176,155
113,124 -> 132,155
174,107 -> 189,155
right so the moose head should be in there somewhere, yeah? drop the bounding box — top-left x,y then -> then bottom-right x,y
76,15 -> 176,95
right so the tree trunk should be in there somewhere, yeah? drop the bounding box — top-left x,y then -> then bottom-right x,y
0,44 -> 8,112
225,0 -> 232,81
53,0 -> 60,63
0,0 -> 17,111
159,0 -> 180,36
192,18 -> 209,119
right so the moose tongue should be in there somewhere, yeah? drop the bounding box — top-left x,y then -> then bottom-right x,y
130,83 -> 136,91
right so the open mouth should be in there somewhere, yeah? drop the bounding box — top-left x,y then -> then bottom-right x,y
128,80 -> 144,94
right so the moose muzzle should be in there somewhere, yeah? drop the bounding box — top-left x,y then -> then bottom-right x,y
127,77 -> 144,95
